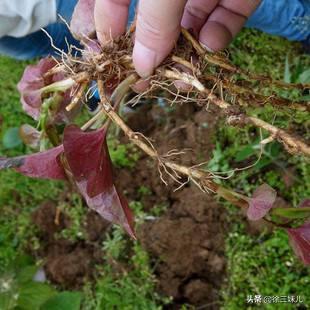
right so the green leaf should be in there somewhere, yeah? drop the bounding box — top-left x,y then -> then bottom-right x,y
235,144 -> 256,162
0,292 -> 17,310
297,68 -> 310,84
40,292 -> 82,310
299,95 -> 310,101
17,283 -> 56,310
272,207 -> 310,219
2,127 -> 22,149
12,255 -> 34,270
284,55 -> 291,83
253,157 -> 272,171
16,266 -> 38,284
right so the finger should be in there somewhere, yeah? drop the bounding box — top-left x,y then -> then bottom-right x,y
95,0 -> 131,44
199,0 -> 261,51
181,0 -> 219,37
133,0 -> 187,78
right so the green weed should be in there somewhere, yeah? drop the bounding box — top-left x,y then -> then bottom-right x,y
86,225 -> 171,309
108,139 -> 139,168
223,223 -> 310,310
0,56 -> 64,271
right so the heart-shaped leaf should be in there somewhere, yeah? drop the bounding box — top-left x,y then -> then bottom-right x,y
246,184 -> 277,221
63,125 -> 135,237
287,223 -> 310,265
63,125 -> 110,198
286,200 -> 310,265
17,58 -> 74,122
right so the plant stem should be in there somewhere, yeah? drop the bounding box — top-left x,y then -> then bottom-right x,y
181,28 -> 310,90
66,82 -> 88,111
160,69 -> 310,157
246,116 -> 310,156
95,74 -> 249,209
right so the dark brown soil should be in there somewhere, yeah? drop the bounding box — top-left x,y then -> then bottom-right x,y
31,102 -> 228,307
118,103 -> 228,308
32,201 -> 110,289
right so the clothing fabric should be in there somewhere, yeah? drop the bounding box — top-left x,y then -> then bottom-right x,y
246,0 -> 310,42
0,0 -> 138,60
0,0 -> 79,59
0,0 -> 57,38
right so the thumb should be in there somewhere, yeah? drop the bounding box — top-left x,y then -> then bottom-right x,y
133,0 -> 187,78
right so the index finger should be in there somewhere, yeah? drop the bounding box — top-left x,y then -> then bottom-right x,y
95,0 -> 131,44
133,0 -> 187,77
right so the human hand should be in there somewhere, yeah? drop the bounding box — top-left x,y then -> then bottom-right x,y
95,0 -> 261,77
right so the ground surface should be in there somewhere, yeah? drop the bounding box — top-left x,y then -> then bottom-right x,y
0,29 -> 310,309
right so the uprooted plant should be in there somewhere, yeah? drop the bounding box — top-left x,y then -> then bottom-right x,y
0,0 -> 309,265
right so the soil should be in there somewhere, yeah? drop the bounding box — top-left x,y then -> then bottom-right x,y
32,201 -> 110,289
31,103 -> 229,308
121,103 -> 228,308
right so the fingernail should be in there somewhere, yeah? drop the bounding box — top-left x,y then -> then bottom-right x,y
199,41 -> 214,53
133,40 -> 157,78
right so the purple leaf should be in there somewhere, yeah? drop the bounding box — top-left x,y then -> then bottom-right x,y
17,58 -> 73,122
77,181 -> 136,239
63,125 -> 135,237
17,58 -> 57,120
298,199 -> 310,209
71,0 -> 96,40
246,184 -> 277,221
0,145 -> 65,180
19,124 -> 41,149
63,125 -> 109,198
287,199 -> 310,265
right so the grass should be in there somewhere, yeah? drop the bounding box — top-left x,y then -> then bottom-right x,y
223,222 -> 310,309
0,57 -> 65,271
83,228 -> 170,310
0,28 -> 309,309
219,29 -> 310,309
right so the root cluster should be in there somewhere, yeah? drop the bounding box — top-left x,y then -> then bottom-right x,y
48,28 -> 310,203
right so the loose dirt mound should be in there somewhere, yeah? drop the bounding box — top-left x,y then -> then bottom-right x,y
118,103 -> 228,307
32,201 -> 109,289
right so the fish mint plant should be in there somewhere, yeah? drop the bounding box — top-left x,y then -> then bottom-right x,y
0,0 -> 309,264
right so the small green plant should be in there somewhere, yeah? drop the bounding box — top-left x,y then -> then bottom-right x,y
94,225 -> 171,309
223,223 -> 310,309
0,256 -> 82,310
57,194 -> 87,242
137,186 -> 152,197
108,139 -> 139,168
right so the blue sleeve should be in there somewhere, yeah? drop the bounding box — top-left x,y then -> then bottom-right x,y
246,0 -> 310,42
0,0 -> 80,60
128,0 -> 138,25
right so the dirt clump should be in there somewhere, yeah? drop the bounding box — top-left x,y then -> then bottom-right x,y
138,190 -> 227,308
118,103 -> 228,308
32,200 -> 109,289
